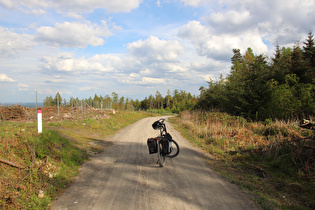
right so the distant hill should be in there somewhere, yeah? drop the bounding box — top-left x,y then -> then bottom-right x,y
1,102 -> 44,108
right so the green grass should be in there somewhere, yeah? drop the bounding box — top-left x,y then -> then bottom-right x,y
0,110 -> 157,209
0,126 -> 88,209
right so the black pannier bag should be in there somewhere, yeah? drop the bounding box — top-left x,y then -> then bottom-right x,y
160,133 -> 172,155
147,138 -> 157,154
160,138 -> 170,155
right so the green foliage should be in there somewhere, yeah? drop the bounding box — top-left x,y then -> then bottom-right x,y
44,92 -> 63,107
0,124 -> 89,209
43,88 -> 196,113
136,89 -> 197,112
197,32 -> 315,121
43,96 -> 54,107
33,130 -> 88,166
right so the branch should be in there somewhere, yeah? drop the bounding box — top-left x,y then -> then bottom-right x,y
0,158 -> 25,169
26,142 -> 35,166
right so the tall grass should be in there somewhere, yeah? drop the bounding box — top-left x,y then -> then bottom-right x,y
176,110 -> 307,153
171,110 -> 314,209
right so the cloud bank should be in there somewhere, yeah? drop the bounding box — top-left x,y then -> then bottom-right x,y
0,0 -> 314,102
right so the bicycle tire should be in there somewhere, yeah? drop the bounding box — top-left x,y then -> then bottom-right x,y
166,139 -> 179,158
157,141 -> 166,167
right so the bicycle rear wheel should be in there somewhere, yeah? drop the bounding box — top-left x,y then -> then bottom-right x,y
166,139 -> 179,158
157,141 -> 165,167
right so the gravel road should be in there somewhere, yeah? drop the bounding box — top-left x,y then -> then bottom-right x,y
51,117 -> 261,210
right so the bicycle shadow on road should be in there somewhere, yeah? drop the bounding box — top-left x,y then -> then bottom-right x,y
52,139 -> 260,210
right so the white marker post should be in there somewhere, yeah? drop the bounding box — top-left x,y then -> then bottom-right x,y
37,110 -> 42,133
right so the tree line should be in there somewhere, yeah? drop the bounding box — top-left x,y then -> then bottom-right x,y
44,32 -> 314,120
43,90 -> 197,113
197,32 -> 315,121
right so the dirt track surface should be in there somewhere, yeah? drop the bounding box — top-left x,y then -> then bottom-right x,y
51,117 -> 260,210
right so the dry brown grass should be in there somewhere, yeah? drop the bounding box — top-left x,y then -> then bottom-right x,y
177,110 -> 304,154
171,110 -> 314,209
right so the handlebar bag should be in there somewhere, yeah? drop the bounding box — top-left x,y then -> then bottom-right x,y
152,121 -> 160,130
147,138 -> 157,154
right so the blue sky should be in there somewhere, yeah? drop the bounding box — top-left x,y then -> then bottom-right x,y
1,0 -> 315,103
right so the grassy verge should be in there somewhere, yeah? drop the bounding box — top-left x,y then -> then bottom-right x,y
47,110 -> 158,155
169,110 -> 314,210
0,110 -> 156,209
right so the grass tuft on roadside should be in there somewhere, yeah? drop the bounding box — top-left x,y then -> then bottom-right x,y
170,110 -> 314,210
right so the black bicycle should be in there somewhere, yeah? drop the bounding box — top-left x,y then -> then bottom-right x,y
147,119 -> 180,167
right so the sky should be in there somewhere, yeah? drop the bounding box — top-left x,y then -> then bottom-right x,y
1,0 -> 315,103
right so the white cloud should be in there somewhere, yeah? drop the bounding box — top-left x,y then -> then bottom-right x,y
127,36 -> 185,63
179,0 -> 315,48
35,20 -> 116,48
139,77 -> 165,85
180,0 -> 216,7
204,10 -> 251,33
17,83 -> 29,90
89,54 -> 127,72
41,52 -> 116,73
204,0 -> 314,45
178,20 -> 268,60
180,0 -> 202,7
0,27 -> 33,59
1,0 -> 314,102
0,0 -> 142,16
79,86 -> 99,91
114,71 -> 167,87
58,0 -> 143,14
0,73 -> 15,82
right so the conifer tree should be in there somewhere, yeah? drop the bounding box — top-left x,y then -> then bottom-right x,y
303,31 -> 315,83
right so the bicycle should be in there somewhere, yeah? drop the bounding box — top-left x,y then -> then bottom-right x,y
147,118 -> 180,167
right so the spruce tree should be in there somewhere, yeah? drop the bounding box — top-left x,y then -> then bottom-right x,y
303,31 -> 315,83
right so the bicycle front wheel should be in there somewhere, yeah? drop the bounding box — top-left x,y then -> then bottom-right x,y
166,139 -> 179,158
157,141 -> 165,167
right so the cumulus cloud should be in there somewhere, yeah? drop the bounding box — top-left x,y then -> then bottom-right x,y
41,52 -> 116,73
35,20 -> 117,48
0,0 -> 142,16
178,21 -> 267,60
0,73 -> 15,82
204,10 -> 251,33
120,73 -> 166,86
127,36 -> 185,63
0,27 -> 33,59
178,0 -> 315,53
202,0 -> 314,45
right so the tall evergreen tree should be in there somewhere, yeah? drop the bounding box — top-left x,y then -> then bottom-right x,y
291,44 -> 307,83
271,46 -> 292,83
303,31 -> 315,83
54,92 -> 62,107
231,48 -> 242,71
